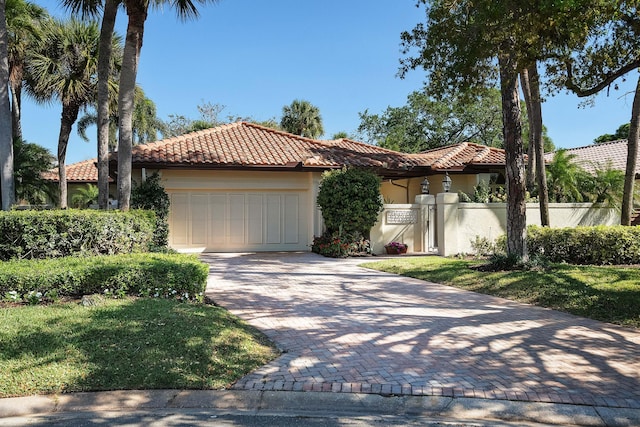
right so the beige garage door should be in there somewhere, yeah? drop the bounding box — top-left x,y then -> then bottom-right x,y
168,191 -> 309,252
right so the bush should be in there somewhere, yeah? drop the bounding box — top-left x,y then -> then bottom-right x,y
131,173 -> 170,249
0,253 -> 208,303
0,210 -> 155,261
527,225 -> 640,265
316,168 -> 383,236
311,230 -> 372,258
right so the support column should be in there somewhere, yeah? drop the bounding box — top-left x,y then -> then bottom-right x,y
436,192 -> 460,256
415,194 -> 435,253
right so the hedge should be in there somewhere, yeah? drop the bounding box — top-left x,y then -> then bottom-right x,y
0,210 -> 156,261
0,253 -> 209,302
527,225 -> 640,265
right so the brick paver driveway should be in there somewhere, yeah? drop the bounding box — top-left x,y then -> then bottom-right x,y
203,252 -> 640,409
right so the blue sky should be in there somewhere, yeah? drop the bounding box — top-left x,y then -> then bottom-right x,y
24,0 -> 640,164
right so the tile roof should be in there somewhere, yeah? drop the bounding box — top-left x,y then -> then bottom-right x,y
42,158 -> 108,182
418,142 -> 508,171
128,122 -> 432,171
546,139 -> 640,175
44,123 -> 511,183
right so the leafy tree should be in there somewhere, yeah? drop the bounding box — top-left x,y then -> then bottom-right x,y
546,149 -> 587,203
131,172 -> 169,248
25,18 -> 116,209
331,131 -> 350,139
586,162 -> 625,206
594,123 -> 630,144
6,0 -> 47,142
0,0 -> 14,210
399,0 -> 606,258
71,183 -> 99,208
358,88 -> 503,152
12,138 -> 56,204
280,99 -> 324,138
316,168 -> 382,236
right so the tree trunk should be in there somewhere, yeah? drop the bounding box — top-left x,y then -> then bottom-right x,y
621,75 -> 640,225
0,0 -> 14,211
117,1 -> 147,212
499,48 -> 527,259
57,105 -> 80,209
9,77 -> 22,142
520,68 -> 536,193
527,63 -> 550,227
98,0 -> 119,210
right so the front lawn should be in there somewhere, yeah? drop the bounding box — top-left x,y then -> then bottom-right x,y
0,298 -> 278,397
362,257 -> 640,328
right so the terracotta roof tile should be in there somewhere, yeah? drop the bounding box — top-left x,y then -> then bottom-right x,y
42,159 -> 108,182
546,140 -> 639,175
418,142 -> 507,171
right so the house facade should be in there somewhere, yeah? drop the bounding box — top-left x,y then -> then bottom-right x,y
52,122 -> 510,253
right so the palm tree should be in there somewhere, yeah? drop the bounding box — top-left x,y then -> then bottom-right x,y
25,18 -> 112,208
13,138 -> 56,205
280,99 -> 324,138
0,0 -> 15,210
116,0 -> 217,212
6,0 -> 47,141
71,183 -> 99,208
546,149 -> 586,202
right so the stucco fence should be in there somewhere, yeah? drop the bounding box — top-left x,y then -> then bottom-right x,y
370,193 -> 620,256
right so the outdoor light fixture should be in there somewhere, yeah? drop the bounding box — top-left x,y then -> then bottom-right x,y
420,177 -> 430,194
442,172 -> 452,193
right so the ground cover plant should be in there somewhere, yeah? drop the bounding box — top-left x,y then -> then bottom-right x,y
362,256 -> 640,328
0,297 -> 279,397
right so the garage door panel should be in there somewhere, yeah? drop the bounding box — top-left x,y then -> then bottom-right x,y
209,194 -> 226,244
170,193 -> 189,245
191,193 -> 209,246
229,194 -> 245,244
266,195 -> 282,244
247,194 -> 264,244
284,194 -> 299,244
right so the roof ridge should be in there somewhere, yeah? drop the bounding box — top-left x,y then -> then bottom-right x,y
431,142 -> 468,168
241,121 -> 328,145
554,139 -> 627,153
471,146 -> 492,163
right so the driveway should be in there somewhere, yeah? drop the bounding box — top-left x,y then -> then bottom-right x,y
203,252 -> 640,409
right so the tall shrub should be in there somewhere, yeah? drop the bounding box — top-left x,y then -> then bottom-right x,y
131,173 -> 170,248
316,168 -> 383,236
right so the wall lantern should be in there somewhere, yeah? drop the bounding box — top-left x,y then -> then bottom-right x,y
420,177 -> 430,194
442,172 -> 452,193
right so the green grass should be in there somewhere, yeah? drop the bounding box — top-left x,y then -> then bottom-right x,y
0,298 -> 279,397
362,257 -> 640,329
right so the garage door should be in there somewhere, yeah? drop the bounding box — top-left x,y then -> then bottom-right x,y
168,191 -> 310,252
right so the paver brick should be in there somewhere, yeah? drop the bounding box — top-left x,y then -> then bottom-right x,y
204,253 -> 640,409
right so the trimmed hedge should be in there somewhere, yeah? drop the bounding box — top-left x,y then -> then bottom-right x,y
0,210 -> 155,261
528,225 -> 640,265
0,253 -> 209,302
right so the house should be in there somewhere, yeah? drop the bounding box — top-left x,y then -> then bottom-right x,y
51,122 -> 510,253
42,158 -> 115,207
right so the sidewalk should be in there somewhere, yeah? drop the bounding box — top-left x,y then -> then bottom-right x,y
1,389 -> 640,426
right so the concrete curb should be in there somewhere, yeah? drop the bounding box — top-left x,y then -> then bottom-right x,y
2,390 -> 640,426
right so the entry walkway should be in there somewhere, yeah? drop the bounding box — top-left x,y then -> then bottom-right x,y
203,252 -> 640,409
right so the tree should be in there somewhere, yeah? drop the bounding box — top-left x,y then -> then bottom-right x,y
548,2 -> 640,225
12,138 -> 56,205
594,123 -> 630,143
0,0 -> 15,210
546,149 -> 586,202
6,0 -> 46,142
399,0 -> 605,258
116,0 -> 217,212
280,99 -> 324,138
331,131 -> 350,139
25,18 -> 107,208
358,89 -> 503,152
71,183 -> 98,208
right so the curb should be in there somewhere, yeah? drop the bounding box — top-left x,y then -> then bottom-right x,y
2,390 -> 640,426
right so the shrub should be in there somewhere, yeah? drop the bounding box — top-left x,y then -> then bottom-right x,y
527,225 -> 640,265
0,253 -> 209,303
316,168 -> 383,236
131,173 -> 170,249
0,210 -> 155,261
311,230 -> 372,258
